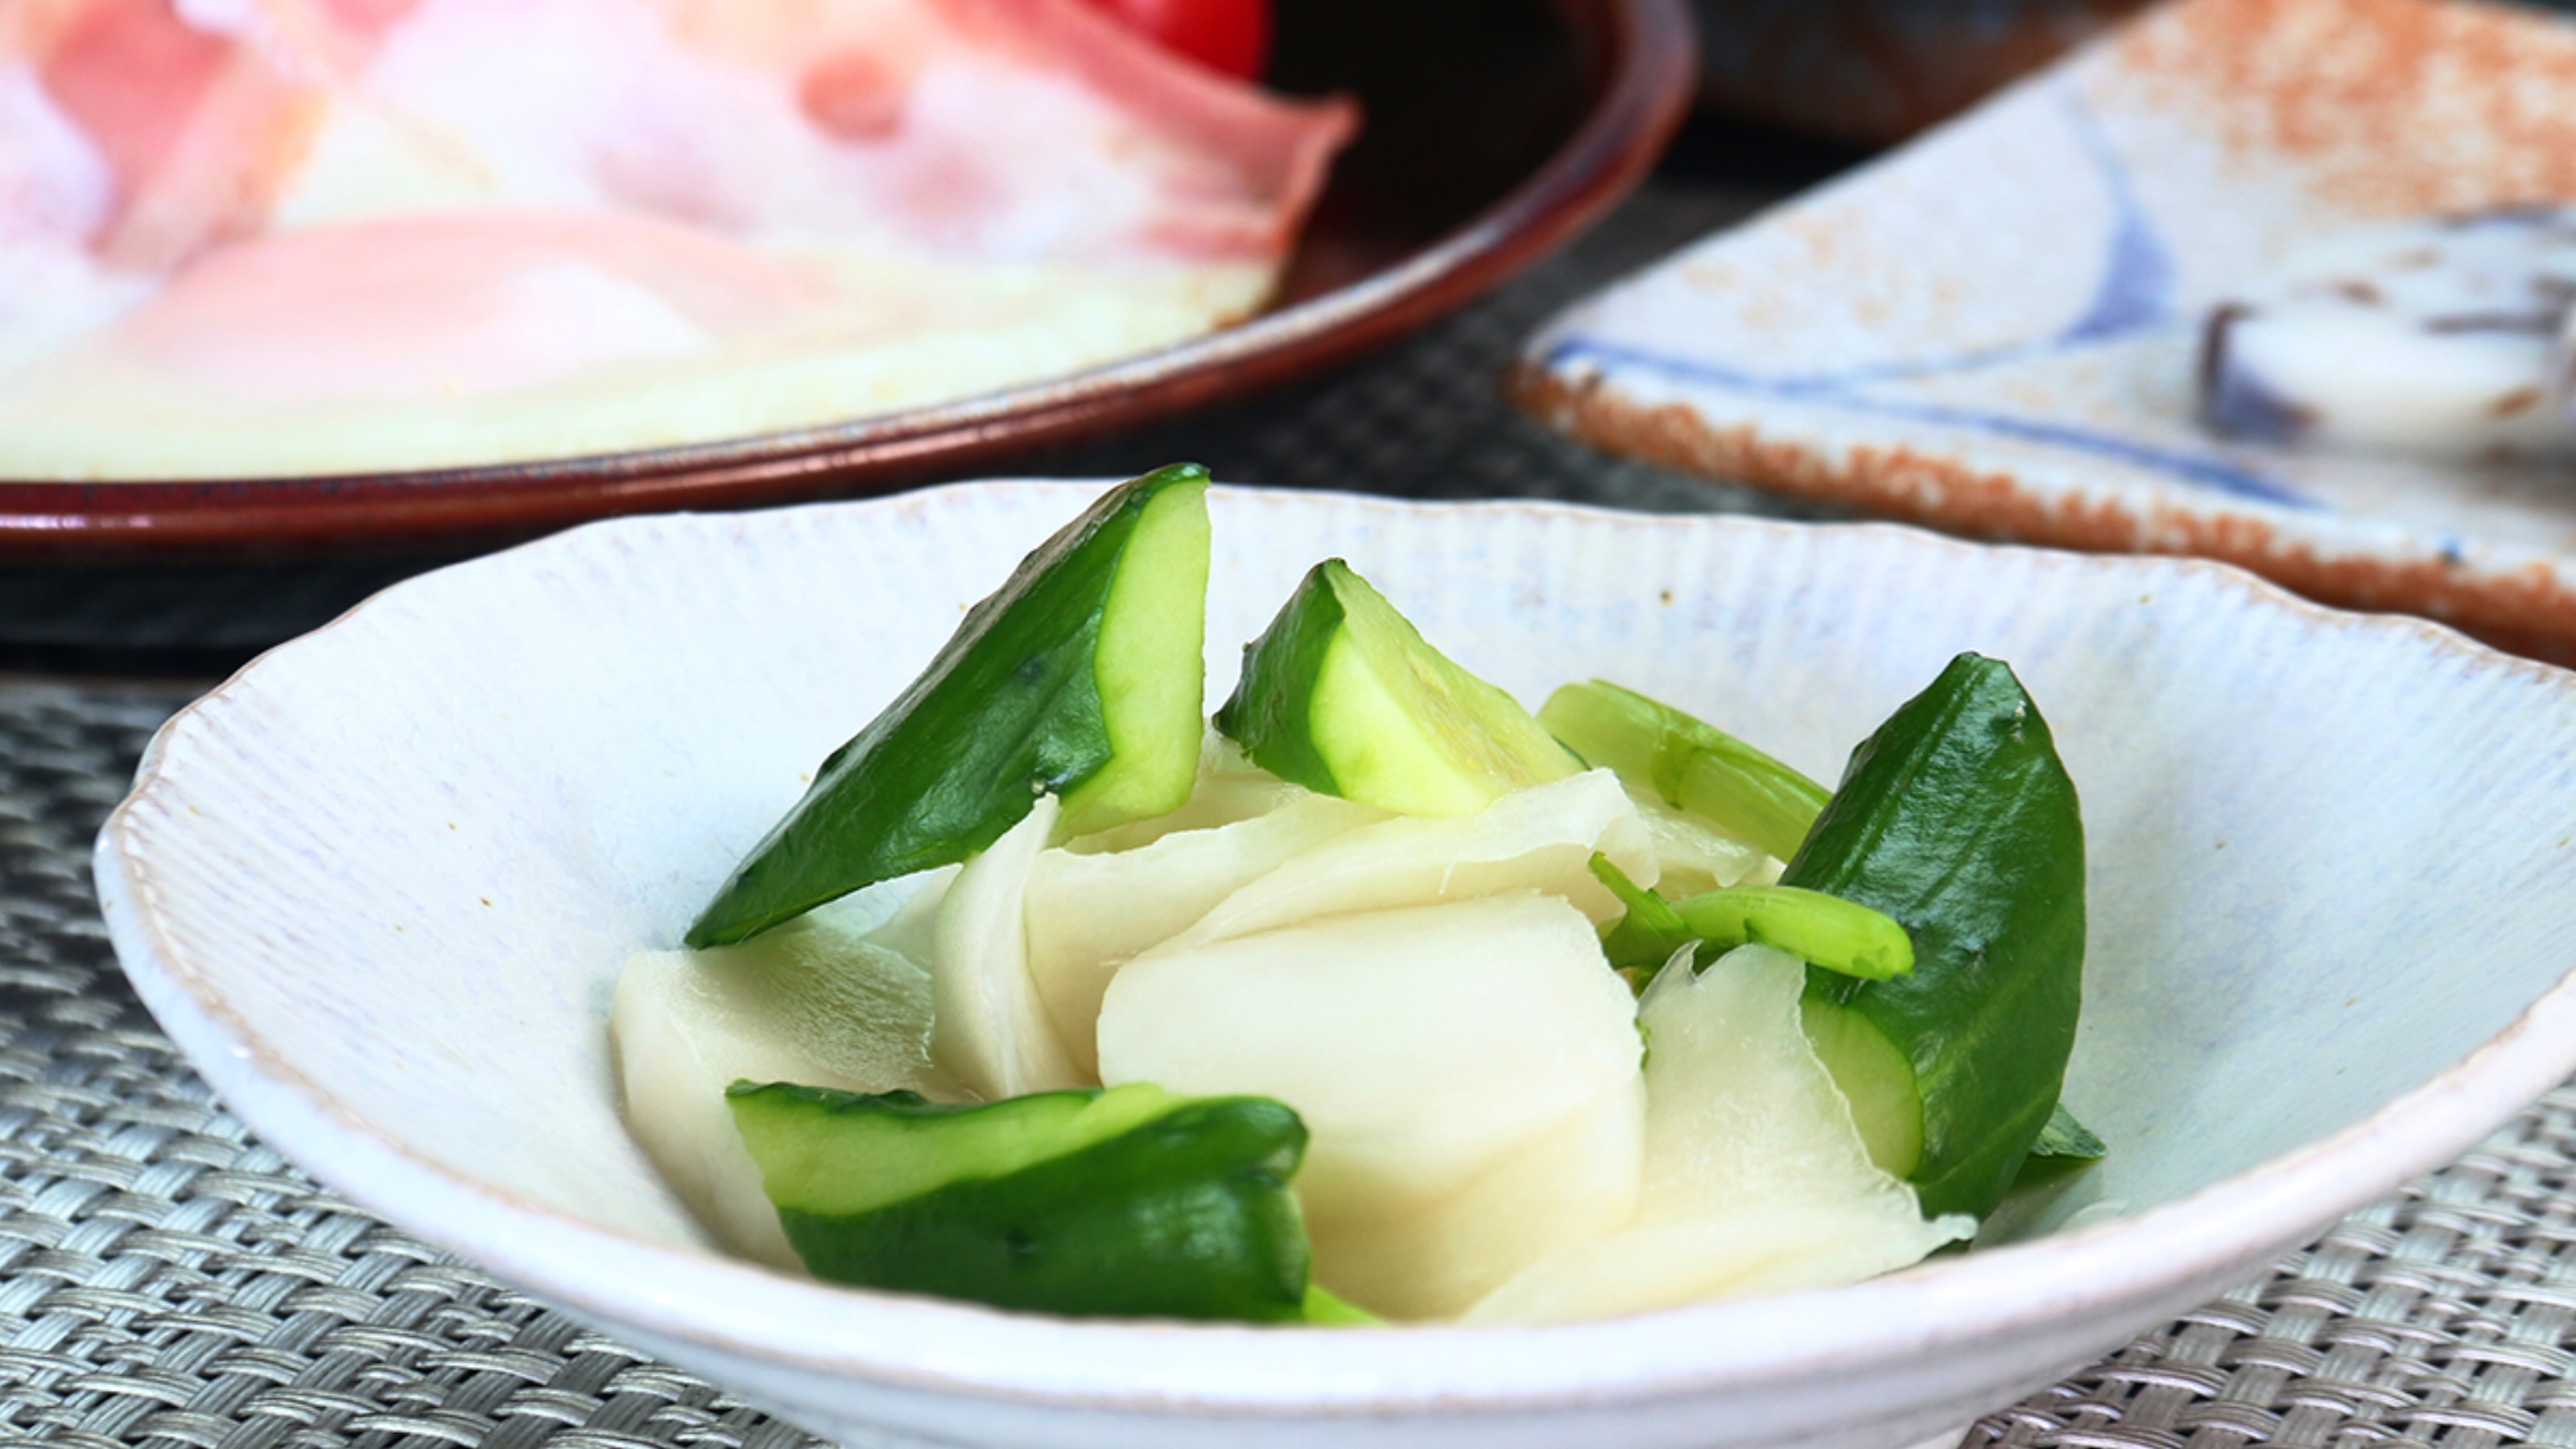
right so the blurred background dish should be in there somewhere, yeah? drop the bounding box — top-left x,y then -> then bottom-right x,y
1523,0 -> 2576,665
0,0 -> 1690,553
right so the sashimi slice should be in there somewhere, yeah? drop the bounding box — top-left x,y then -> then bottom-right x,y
0,60 -> 146,369
1463,945 -> 1974,1324
227,0 -> 1355,269
76,208 -> 826,402
0,241 -> 1266,474
0,0 -> 1356,477
23,0 -> 320,269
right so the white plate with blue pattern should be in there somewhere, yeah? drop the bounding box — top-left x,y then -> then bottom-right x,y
1518,0 -> 2576,660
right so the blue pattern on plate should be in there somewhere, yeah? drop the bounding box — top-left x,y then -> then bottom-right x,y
1540,93 -> 2318,511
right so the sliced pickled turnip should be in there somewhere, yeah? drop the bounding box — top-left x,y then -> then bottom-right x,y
1162,769 -> 1657,950
611,886 -> 959,1267
930,795 -> 1088,1100
1096,890 -> 1642,1235
1463,944 -> 1972,1324
1307,1076 -> 1643,1320
1025,791 -> 1385,1075
1631,793 -> 1777,898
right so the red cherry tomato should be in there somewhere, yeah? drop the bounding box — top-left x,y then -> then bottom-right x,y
1078,0 -> 1271,80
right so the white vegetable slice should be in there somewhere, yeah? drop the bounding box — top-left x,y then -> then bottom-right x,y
1024,791 -> 1385,1075
1164,769 -> 1657,948
611,888 -> 957,1268
1097,890 -> 1643,1243
929,794 -> 1087,1100
1308,1075 -> 1644,1320
1630,792 -> 1777,898
1463,944 -> 1974,1324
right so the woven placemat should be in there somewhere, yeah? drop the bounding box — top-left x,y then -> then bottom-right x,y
2,696 -> 2574,1449
10,168 -> 2576,1446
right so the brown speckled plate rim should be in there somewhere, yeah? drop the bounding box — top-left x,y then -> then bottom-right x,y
0,0 -> 1695,557
1512,0 -> 2576,665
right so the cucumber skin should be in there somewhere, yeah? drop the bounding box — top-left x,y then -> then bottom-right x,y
1213,560 -> 1350,799
1784,653 -> 2086,1221
739,1085 -> 1312,1323
686,465 -> 1207,947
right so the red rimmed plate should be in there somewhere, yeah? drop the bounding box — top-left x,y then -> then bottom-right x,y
0,0 -> 1693,555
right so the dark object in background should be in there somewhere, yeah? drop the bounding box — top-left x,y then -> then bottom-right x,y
1694,0 -> 2149,142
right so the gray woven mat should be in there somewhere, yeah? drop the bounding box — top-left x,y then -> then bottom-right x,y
9,178 -> 2576,1447
3,698 -> 2574,1449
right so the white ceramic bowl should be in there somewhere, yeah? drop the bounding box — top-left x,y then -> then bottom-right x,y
95,481 -> 2576,1449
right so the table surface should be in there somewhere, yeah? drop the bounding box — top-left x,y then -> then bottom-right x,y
8,130 -> 2576,1449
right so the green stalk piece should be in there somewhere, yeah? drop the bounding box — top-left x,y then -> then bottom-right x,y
687,465 -> 1212,947
1216,559 -> 1580,817
1588,854 -> 1913,985
1784,653 -> 2087,1220
1538,680 -> 1831,861
1589,854 -> 1695,980
729,1082 -> 1314,1323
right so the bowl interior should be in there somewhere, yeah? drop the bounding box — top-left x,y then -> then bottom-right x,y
100,484 -> 2576,1382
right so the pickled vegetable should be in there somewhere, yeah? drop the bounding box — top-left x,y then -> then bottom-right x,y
1216,559 -> 1579,817
687,465 -> 1211,947
729,1081 -> 1311,1321
1785,654 -> 2086,1220
1540,680 -> 1829,861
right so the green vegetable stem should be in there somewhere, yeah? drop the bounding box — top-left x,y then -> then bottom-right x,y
729,1081 -> 1316,1322
1539,680 -> 1830,861
1588,854 -> 1913,985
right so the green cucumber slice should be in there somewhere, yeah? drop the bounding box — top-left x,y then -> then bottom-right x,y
1785,653 -> 2087,1220
1538,680 -> 1829,862
1216,559 -> 1579,817
687,465 -> 1211,947
729,1081 -> 1312,1322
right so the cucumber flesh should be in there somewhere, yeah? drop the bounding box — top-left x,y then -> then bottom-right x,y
1798,995 -> 1925,1179
1059,479 -> 1212,836
687,465 -> 1210,947
1216,559 -> 1579,817
732,1081 -> 1180,1219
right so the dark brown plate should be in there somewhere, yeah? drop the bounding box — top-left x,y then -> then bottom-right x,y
0,0 -> 1694,555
